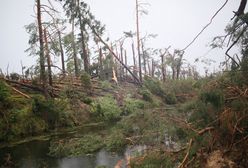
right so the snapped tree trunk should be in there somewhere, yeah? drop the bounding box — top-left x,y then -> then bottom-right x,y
89,25 -> 141,85
58,30 -> 65,75
120,44 -> 124,80
125,50 -> 127,77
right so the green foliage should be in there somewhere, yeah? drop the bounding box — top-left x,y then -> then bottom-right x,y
200,89 -> 224,110
91,96 -> 121,122
60,86 -> 92,104
105,129 -> 127,152
143,77 -> 177,104
0,81 -> 10,104
188,101 -> 212,128
143,76 -> 164,97
130,152 -> 174,168
123,98 -> 145,115
81,72 -> 92,92
32,96 -> 74,128
49,134 -> 104,157
139,88 -> 153,102
100,80 -> 112,90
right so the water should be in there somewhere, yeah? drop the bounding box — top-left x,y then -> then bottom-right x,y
0,140 -> 124,168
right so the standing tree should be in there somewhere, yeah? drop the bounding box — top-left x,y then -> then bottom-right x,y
62,0 -> 105,75
37,0 -> 48,96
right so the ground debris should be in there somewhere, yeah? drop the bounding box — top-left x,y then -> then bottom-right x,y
205,150 -> 237,168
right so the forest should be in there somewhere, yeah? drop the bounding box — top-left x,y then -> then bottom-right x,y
0,0 -> 247,168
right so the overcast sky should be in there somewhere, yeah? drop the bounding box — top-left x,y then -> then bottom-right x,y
0,0 -> 239,75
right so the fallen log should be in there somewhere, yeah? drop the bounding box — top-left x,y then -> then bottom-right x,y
5,79 -> 44,92
11,86 -> 31,99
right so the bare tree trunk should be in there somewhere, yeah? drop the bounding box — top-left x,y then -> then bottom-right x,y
120,44 -> 124,80
37,0 -> 48,97
151,59 -> 155,78
77,0 -> 89,73
58,30 -> 65,75
161,53 -> 165,82
132,43 -> 138,77
136,0 -> 142,82
141,40 -> 147,75
44,28 -> 53,86
20,61 -> 24,79
71,18 -> 79,77
99,47 -> 103,71
125,50 -> 127,78
147,58 -> 151,76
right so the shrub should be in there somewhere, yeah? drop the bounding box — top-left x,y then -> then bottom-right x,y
139,88 -> 153,102
49,134 -> 104,157
81,72 -> 92,94
123,98 -> 145,115
0,81 -> 10,103
91,96 -> 121,122
200,89 -> 224,110
105,129 -> 127,152
143,76 -> 164,97
32,96 -> 74,128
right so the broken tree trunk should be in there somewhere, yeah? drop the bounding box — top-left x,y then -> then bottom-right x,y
125,50 -> 128,77
89,25 -> 141,85
58,30 -> 66,75
11,86 -> 31,99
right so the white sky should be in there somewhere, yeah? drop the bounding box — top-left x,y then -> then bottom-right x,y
0,0 -> 240,75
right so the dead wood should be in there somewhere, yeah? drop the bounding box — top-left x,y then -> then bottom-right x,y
178,138 -> 193,168
11,86 -> 31,99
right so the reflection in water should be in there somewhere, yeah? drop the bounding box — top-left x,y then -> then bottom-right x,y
0,140 -> 123,168
0,138 -> 148,168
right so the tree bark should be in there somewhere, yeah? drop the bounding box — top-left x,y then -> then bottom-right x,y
141,40 -> 147,75
71,18 -> 79,77
77,0 -> 89,73
151,59 -> 155,78
120,44 -> 124,80
237,0 -> 247,16
132,43 -> 138,77
136,0 -> 142,82
125,50 -> 127,77
37,0 -> 48,97
44,28 -> 53,86
161,53 -> 165,82
58,30 -> 66,75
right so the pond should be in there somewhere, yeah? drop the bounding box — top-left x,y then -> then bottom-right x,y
0,139 -> 124,168
0,124 -> 148,168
